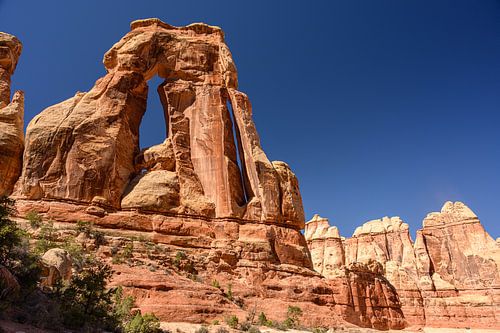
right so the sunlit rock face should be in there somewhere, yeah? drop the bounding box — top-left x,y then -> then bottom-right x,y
305,201 -> 500,329
3,20 -> 405,330
7,19 -> 497,330
15,18 -> 303,229
417,201 -> 500,328
0,32 -> 24,196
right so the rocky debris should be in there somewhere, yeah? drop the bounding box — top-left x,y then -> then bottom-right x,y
40,248 -> 72,287
0,32 -> 24,196
15,18 -> 303,228
305,201 -> 500,329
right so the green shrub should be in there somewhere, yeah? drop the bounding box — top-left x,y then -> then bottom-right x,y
75,220 -> 106,246
283,305 -> 303,329
0,197 -> 41,303
62,238 -> 86,270
8,241 -> 41,291
173,251 -> 186,267
34,221 -> 58,255
0,196 -> 25,265
257,312 -> 268,326
92,229 -> 106,246
212,319 -> 220,325
123,312 -> 162,333
112,286 -> 162,333
111,243 -> 134,265
58,258 -> 115,329
112,286 -> 135,323
225,283 -> 233,300
215,327 -> 229,333
75,220 -> 92,235
25,211 -> 42,229
123,243 -> 134,259
212,279 -> 220,289
225,315 -> 238,328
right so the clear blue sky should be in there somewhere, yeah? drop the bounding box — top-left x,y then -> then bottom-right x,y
1,1 -> 499,239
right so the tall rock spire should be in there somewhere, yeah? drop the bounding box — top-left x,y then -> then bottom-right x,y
0,32 -> 24,196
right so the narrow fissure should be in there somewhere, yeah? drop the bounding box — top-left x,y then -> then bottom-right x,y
226,98 -> 250,204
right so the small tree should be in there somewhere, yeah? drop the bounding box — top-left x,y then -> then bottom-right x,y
124,312 -> 162,333
34,220 -> 58,255
59,258 -> 115,329
25,210 -> 42,229
284,305 -> 303,329
257,312 -> 268,326
0,196 -> 24,265
225,283 -> 233,300
0,197 -> 41,295
225,315 -> 238,328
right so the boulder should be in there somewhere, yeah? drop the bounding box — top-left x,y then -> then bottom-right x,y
40,248 -> 72,287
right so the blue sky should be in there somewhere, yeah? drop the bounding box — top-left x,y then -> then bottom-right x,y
1,1 -> 499,239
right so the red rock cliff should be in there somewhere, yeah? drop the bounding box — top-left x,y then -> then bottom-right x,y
14,19 -> 303,229
305,202 -> 500,329
2,19 -> 405,330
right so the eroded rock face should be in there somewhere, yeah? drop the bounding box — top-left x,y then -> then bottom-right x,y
305,202 -> 500,329
417,202 -> 500,328
5,19 -> 404,330
0,32 -> 24,196
304,214 -> 344,278
15,19 -> 302,228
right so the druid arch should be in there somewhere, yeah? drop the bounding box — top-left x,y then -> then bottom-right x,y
16,19 -> 304,227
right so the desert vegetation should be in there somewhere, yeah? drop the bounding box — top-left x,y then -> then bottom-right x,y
0,196 -> 164,332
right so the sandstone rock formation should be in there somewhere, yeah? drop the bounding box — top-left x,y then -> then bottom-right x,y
417,202 -> 500,328
4,19 -> 405,330
304,214 -> 345,278
0,32 -> 24,196
4,20 -> 496,330
15,18 -> 301,228
305,201 -> 500,329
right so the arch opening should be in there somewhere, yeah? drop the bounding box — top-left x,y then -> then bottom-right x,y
139,75 -> 168,149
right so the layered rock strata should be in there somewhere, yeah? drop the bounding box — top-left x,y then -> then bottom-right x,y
4,20 -> 404,330
305,202 -> 500,329
0,32 -> 24,196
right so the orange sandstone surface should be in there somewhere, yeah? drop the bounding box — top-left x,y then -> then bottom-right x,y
0,19 -> 498,330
